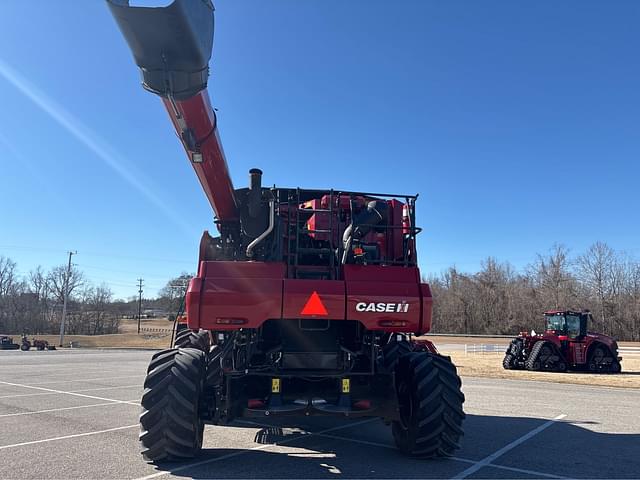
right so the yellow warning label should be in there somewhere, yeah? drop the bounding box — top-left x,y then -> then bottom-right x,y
342,378 -> 350,393
271,378 -> 281,393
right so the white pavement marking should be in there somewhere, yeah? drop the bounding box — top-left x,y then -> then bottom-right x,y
0,383 -> 141,399
484,463 -> 566,479
7,374 -> 143,386
0,399 -> 140,418
0,380 -> 139,405
134,418 -> 378,480
453,413 -> 567,479
0,424 -> 138,450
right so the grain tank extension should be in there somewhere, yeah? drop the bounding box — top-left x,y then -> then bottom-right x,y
107,0 -> 465,462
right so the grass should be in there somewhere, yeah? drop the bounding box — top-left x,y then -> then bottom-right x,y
443,350 -> 640,389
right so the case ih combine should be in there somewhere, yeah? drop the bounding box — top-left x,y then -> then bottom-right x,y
503,310 -> 622,373
107,0 -> 464,463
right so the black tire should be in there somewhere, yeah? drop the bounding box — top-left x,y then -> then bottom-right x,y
382,336 -> 413,371
206,345 -> 224,387
392,352 -> 465,458
503,353 -> 516,370
174,329 -> 210,352
20,344 -> 30,351
139,348 -> 206,462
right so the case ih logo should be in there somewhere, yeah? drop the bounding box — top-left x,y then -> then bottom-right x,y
355,302 -> 409,313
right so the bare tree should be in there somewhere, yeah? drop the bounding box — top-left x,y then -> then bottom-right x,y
529,244 -> 576,310
48,264 -> 84,304
576,242 -> 617,334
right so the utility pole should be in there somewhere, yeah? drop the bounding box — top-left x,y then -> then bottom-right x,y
59,250 -> 76,347
137,278 -> 144,334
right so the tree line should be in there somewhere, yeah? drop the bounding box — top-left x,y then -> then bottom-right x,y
0,255 -> 190,336
3,241 -> 639,341
428,242 -> 640,341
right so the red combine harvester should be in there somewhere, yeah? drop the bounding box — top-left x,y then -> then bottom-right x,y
503,310 -> 622,373
107,0 -> 464,462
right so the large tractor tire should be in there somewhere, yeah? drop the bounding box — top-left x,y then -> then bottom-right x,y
174,329 -> 210,352
381,335 -> 413,371
139,348 -> 206,462
20,343 -> 30,351
392,352 -> 465,458
588,344 -> 621,374
206,345 -> 224,387
525,341 -> 566,372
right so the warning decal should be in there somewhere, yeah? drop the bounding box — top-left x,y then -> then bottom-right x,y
300,291 -> 328,316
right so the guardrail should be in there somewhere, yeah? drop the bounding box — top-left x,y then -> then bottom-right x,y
463,344 -> 505,354
620,347 -> 640,356
447,344 -> 640,356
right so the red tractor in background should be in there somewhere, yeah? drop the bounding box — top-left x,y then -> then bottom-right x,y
503,310 -> 622,373
107,0 -> 464,464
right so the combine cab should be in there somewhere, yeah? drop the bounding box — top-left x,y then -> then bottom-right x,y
106,0 -> 464,463
503,310 -> 622,373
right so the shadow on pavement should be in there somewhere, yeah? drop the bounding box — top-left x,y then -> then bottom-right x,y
150,414 -> 639,479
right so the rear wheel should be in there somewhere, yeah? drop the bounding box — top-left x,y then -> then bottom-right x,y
174,329 -> 210,352
392,352 -> 465,457
139,348 -> 206,462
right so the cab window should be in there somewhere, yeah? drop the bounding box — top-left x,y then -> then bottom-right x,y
566,314 -> 581,337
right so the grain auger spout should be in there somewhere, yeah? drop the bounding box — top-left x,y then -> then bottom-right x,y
107,0 -> 239,225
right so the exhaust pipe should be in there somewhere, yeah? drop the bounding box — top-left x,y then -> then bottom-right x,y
106,0 -> 214,100
248,168 -> 263,218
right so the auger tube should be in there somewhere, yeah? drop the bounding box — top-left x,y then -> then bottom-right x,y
106,0 -> 239,224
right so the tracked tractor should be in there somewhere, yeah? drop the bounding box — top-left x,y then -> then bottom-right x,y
503,310 -> 622,373
106,0 -> 464,463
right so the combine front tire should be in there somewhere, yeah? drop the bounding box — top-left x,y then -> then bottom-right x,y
382,335 -> 413,371
139,348 -> 206,462
392,352 -> 465,458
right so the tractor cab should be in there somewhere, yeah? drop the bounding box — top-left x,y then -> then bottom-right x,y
544,310 -> 588,340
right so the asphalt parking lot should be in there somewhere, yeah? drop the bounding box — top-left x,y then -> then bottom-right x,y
1,349 -> 638,479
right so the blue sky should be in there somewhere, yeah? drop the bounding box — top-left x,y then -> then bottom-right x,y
1,1 -> 638,300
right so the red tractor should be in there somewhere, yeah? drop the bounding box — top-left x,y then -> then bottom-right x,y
503,310 -> 622,373
107,0 -> 464,463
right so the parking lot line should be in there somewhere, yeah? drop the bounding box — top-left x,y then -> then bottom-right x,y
0,399 -> 140,418
134,418 -> 378,480
238,420 -> 566,479
0,383 -> 141,399
0,380 -> 139,405
0,424 -> 138,451
452,413 -> 567,479
12,374 -> 143,386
